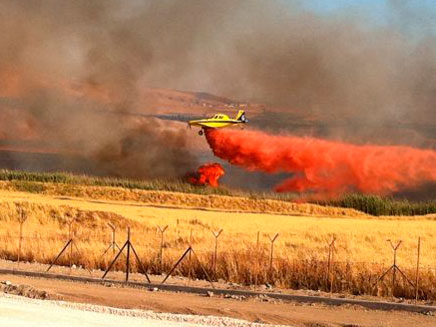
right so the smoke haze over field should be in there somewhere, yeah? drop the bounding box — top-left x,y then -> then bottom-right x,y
0,0 -> 435,185
0,0 -> 203,178
2,1 -> 436,120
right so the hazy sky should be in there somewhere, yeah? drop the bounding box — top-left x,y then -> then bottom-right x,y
302,0 -> 389,17
301,0 -> 436,36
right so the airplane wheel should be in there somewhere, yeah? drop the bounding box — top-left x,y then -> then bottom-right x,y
198,130 -> 204,136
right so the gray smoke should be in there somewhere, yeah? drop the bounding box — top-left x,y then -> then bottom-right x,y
0,0 -> 435,179
0,0 -> 200,178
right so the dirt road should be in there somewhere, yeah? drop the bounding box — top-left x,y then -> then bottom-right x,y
1,275 -> 435,327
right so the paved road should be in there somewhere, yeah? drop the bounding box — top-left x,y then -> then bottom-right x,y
0,294 -> 271,327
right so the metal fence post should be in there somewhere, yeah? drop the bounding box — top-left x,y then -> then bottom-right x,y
373,240 -> 413,298
188,229 -> 193,279
415,237 -> 421,302
268,233 -> 279,274
158,225 -> 169,271
126,227 -> 131,282
16,206 -> 28,264
66,214 -> 76,269
46,213 -> 78,273
102,226 -> 150,284
212,229 -> 223,275
326,237 -> 336,293
109,223 -> 116,255
390,240 -> 400,297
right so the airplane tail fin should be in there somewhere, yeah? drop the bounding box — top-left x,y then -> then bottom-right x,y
235,110 -> 247,122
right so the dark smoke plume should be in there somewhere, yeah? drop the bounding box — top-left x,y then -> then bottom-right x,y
0,0 -> 200,178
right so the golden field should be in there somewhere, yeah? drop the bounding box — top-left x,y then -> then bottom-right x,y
0,182 -> 435,300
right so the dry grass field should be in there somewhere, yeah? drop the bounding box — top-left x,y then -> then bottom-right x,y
0,182 -> 435,300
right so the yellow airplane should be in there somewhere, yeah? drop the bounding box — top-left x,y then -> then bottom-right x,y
188,110 -> 247,135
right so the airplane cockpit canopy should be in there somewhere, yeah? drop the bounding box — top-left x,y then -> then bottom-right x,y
211,114 -> 228,119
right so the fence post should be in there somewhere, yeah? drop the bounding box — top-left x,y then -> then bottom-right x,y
158,225 -> 168,272
188,229 -> 193,279
326,237 -> 336,293
16,206 -> 28,264
100,223 -> 123,259
212,229 -> 223,275
102,226 -> 150,283
109,223 -> 116,255
415,237 -> 421,302
66,214 -> 76,270
372,239 -> 413,298
390,240 -> 401,297
126,227 -> 131,282
268,233 -> 279,275
46,213 -> 81,273
161,246 -> 215,289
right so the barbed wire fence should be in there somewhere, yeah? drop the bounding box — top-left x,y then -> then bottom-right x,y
1,210 -> 434,302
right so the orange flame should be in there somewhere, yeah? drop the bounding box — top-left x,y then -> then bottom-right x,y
187,163 -> 225,187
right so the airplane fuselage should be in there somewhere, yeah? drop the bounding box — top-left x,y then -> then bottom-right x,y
188,118 -> 243,129
188,111 -> 247,135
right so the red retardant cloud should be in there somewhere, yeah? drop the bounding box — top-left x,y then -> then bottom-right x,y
205,128 -> 436,197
